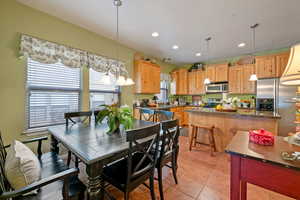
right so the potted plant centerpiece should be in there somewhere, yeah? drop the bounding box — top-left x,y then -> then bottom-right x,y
96,105 -> 133,134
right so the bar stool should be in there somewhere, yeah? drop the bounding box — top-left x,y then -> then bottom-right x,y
189,124 -> 216,156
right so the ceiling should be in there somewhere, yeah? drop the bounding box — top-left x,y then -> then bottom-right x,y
17,0 -> 300,65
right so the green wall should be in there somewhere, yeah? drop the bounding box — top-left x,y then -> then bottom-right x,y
0,0 -> 177,145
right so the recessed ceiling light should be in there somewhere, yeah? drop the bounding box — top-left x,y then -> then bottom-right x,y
151,32 -> 159,37
238,43 -> 246,47
195,52 -> 201,57
172,45 -> 179,50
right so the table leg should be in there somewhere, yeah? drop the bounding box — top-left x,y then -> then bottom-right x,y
86,162 -> 104,200
50,135 -> 59,154
241,181 -> 247,200
231,155 -> 241,200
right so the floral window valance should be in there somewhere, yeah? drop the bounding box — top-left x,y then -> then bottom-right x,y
20,34 -> 127,75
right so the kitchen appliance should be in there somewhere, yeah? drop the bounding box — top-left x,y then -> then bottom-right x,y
256,98 -> 274,111
205,83 -> 228,93
256,78 -> 297,136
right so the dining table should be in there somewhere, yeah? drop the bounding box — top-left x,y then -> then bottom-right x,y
48,119 -> 156,200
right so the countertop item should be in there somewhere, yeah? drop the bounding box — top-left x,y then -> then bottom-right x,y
185,108 -> 281,119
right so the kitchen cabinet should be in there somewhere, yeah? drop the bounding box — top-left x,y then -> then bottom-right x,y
205,65 -> 216,83
242,64 -> 256,94
255,55 -> 276,79
196,70 -> 205,94
215,63 -> 229,82
229,66 -> 243,94
276,51 -> 290,77
188,71 -> 196,94
171,69 -> 188,95
229,64 -> 256,94
134,60 -> 161,94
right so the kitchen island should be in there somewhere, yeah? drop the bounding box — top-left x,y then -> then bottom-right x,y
186,108 -> 280,152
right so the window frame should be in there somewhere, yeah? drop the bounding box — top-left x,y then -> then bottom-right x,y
88,68 -> 121,109
25,59 -> 82,131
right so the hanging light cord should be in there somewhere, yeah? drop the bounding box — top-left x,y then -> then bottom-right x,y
251,23 -> 259,55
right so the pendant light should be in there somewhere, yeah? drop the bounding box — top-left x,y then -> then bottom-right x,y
204,37 -> 212,85
113,0 -> 135,86
249,23 -> 259,81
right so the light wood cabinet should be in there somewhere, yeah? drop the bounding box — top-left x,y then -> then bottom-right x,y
205,65 -> 216,83
276,51 -> 290,77
134,60 -> 161,94
229,66 -> 243,94
229,64 -> 256,94
196,70 -> 205,94
242,64 -> 256,94
171,69 -> 188,95
255,55 -> 276,79
215,63 -> 229,82
188,71 -> 196,94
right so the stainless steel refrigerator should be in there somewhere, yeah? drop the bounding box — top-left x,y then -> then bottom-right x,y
257,78 -> 297,136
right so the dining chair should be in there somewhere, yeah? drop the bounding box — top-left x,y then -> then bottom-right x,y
154,110 -> 174,122
0,131 -> 86,200
156,119 -> 180,200
101,123 -> 161,200
139,108 -> 156,122
64,111 -> 92,167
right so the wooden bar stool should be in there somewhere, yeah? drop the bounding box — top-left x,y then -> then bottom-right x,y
189,124 -> 216,156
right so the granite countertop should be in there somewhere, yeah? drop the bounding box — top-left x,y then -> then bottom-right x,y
135,105 -> 201,110
185,108 -> 281,119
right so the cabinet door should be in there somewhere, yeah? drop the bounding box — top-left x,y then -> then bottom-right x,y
215,64 -> 229,82
242,64 -> 256,94
255,56 -> 276,79
276,52 -> 290,77
195,70 -> 205,94
150,65 -> 161,93
188,71 -> 196,95
205,65 -> 216,82
229,66 -> 242,94
178,69 -> 188,94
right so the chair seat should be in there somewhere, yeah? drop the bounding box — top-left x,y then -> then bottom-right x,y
102,152 -> 152,190
16,152 -> 86,200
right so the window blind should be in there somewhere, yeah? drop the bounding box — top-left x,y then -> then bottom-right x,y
27,59 -> 81,129
89,68 -> 118,92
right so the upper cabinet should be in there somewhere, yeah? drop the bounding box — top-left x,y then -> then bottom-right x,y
205,65 -> 216,82
229,64 -> 255,94
215,63 -> 229,82
255,55 -> 276,79
134,60 -> 161,94
205,63 -> 229,83
188,70 -> 205,95
255,51 -> 290,79
275,51 -> 290,77
242,64 -> 256,94
171,68 -> 188,95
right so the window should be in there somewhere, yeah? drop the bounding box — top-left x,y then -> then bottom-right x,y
89,68 -> 119,110
157,80 -> 169,103
26,58 -> 81,129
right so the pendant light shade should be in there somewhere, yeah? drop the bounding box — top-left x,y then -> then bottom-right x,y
102,73 -> 111,85
124,78 -> 135,86
204,78 -> 211,85
280,43 -> 300,85
249,74 -> 258,81
116,75 -> 126,86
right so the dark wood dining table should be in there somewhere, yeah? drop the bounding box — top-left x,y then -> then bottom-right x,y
226,133 -> 300,200
48,119 -> 156,200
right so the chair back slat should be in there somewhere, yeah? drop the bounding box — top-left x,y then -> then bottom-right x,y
139,108 -> 156,122
160,119 -> 180,159
64,111 -> 92,126
126,124 -> 160,183
0,132 -> 11,194
155,110 -> 174,122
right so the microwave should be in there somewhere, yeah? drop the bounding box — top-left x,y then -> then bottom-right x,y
205,83 -> 228,93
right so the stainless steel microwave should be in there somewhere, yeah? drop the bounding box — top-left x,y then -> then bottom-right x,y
205,83 -> 228,93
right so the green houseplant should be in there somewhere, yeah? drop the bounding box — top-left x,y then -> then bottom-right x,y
96,105 -> 133,133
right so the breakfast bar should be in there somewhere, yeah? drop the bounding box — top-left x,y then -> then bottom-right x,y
186,108 -> 281,152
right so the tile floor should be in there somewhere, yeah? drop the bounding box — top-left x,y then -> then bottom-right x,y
78,136 -> 294,200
